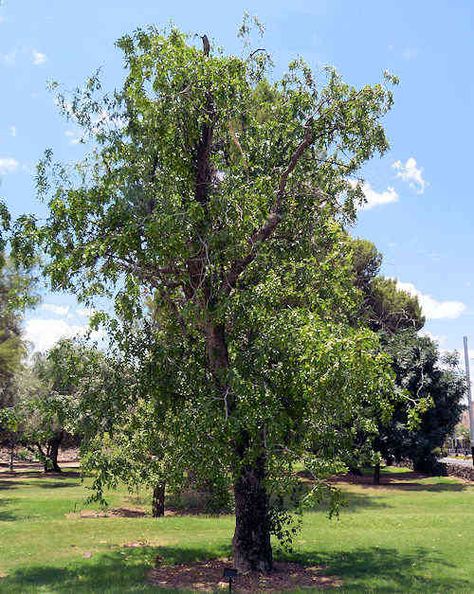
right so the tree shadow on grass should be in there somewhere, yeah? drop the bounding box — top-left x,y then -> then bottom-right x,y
0,479 -> 20,491
282,546 -> 469,593
0,548 -> 158,593
334,471 -> 471,493
0,480 -> 77,494
293,480 -> 390,514
1,543 -> 470,593
0,545 -> 228,593
34,480 -> 79,489
0,497 -> 17,521
378,482 -> 470,492
0,468 -> 81,482
341,491 -> 390,512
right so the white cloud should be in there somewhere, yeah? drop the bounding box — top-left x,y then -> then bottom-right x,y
397,280 -> 466,320
32,49 -> 47,65
392,157 -> 427,194
41,303 -> 70,316
357,181 -> 399,210
0,156 -> 19,174
419,330 -> 447,346
76,307 -> 95,318
9,125 -> 16,137
65,129 -> 82,145
24,318 -> 89,353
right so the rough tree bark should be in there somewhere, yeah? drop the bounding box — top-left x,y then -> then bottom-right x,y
152,482 -> 166,517
232,446 -> 273,572
44,432 -> 63,473
205,320 -> 273,572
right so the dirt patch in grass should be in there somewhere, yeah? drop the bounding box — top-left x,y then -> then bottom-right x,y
148,558 -> 341,592
0,462 -> 80,478
67,507 -> 147,519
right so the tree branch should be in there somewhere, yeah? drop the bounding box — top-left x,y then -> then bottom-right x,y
186,36 -> 215,299
220,119 -> 314,295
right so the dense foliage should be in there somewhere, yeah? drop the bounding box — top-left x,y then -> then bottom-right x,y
350,239 -> 465,478
351,238 -> 424,333
0,258 -> 31,406
11,25 -> 398,570
0,239 -> 37,466
382,331 -> 466,473
13,340 -> 93,472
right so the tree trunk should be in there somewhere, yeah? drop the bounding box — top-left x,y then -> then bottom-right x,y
152,482 -> 165,517
373,463 -> 381,485
205,320 -> 273,572
9,444 -> 14,472
232,451 -> 273,573
45,433 -> 63,473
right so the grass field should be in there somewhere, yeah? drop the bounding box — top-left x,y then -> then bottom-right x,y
0,465 -> 473,593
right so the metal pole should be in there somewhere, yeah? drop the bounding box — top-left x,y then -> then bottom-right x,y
462,336 -> 474,465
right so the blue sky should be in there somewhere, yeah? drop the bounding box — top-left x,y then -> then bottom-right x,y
1,0 -> 473,358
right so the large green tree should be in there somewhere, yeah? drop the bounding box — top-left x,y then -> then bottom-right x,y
15,339 -> 92,472
0,204 -> 37,466
13,26 -> 397,570
382,330 -> 466,473
0,262 -> 25,404
0,202 -> 37,405
349,239 -> 465,480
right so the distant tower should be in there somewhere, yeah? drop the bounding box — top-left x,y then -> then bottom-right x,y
462,337 -> 474,465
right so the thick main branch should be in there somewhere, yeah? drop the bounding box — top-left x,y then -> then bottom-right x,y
220,120 -> 314,295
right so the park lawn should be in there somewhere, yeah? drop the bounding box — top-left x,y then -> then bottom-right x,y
0,466 -> 473,593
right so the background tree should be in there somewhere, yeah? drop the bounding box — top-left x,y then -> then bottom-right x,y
349,239 -> 465,480
0,259 -> 29,405
0,215 -> 37,468
82,397 -> 177,518
13,26 -> 397,571
385,332 -> 466,473
15,340 -> 91,472
351,238 -> 424,333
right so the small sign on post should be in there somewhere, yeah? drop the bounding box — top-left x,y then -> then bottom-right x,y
223,567 -> 238,593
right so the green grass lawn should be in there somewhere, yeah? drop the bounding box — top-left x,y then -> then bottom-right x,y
0,465 -> 473,593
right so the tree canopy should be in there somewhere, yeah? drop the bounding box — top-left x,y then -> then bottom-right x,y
11,26 -> 398,571
350,238 -> 424,333
382,330 -> 466,473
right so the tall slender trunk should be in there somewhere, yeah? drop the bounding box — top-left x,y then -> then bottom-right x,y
152,482 -> 165,517
205,320 -> 273,572
373,463 -> 381,485
9,444 -> 14,472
